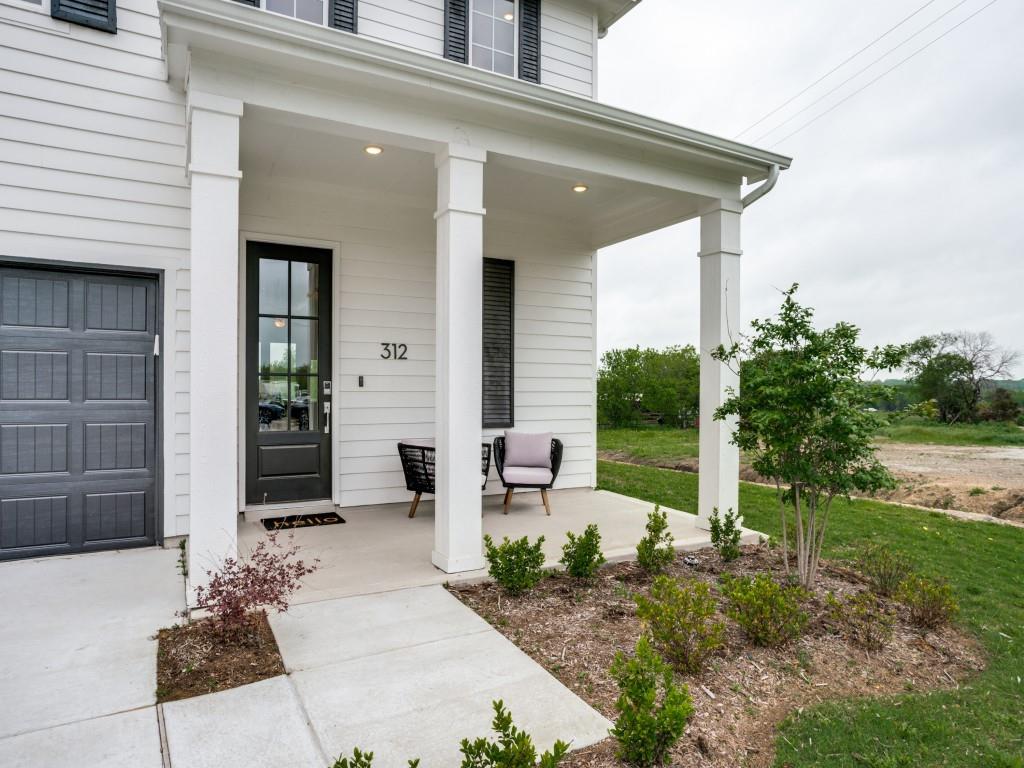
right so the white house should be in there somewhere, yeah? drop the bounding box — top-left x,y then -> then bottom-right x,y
0,0 -> 790,588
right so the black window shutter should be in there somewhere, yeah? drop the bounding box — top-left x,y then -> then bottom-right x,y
444,0 -> 469,64
52,0 -> 117,33
483,258 -> 514,429
518,0 -> 541,83
231,0 -> 259,6
330,0 -> 358,33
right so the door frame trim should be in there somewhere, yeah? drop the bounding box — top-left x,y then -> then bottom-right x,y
0,255 -> 165,549
238,232 -> 341,508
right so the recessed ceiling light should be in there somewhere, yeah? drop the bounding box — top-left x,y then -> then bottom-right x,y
503,12 -> 514,20
273,318 -> 287,328
572,184 -> 589,193
364,145 -> 383,156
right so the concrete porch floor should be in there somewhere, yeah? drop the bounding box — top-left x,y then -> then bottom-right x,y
239,488 -> 761,603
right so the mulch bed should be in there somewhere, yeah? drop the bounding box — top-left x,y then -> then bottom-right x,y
156,611 -> 285,703
448,546 -> 984,767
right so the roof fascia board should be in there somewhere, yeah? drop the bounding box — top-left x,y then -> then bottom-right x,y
160,0 -> 790,176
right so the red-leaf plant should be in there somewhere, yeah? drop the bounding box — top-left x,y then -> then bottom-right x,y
193,533 -> 319,635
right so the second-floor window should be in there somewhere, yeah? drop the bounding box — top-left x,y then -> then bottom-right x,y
470,0 -> 516,76
264,0 -> 326,26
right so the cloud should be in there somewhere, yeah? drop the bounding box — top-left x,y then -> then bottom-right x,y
596,0 -> 1024,375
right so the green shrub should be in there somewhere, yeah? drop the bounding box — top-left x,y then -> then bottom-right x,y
634,575 -> 724,674
609,636 -> 693,767
826,591 -> 895,651
709,507 -> 742,562
331,750 -> 420,768
720,573 -> 809,647
483,535 -> 546,595
559,524 -> 606,580
857,545 -> 913,597
896,574 -> 959,629
636,505 -> 675,575
459,700 -> 568,768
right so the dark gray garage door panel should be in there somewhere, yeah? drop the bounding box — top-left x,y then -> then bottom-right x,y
0,266 -> 158,560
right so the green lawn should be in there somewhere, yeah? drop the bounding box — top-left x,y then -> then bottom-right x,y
597,460 -> 1024,767
597,427 -> 699,462
875,420 -> 1024,447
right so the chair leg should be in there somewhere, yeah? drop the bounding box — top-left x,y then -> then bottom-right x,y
408,492 -> 421,519
503,488 -> 513,515
541,488 -> 551,516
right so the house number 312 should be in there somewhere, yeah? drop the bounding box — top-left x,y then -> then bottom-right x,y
380,342 -> 408,360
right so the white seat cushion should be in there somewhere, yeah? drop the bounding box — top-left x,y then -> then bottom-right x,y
503,431 -> 552,468
502,466 -> 554,486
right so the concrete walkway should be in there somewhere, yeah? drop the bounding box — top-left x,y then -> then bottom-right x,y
0,549 -> 609,767
162,585 -> 611,767
0,547 -> 184,766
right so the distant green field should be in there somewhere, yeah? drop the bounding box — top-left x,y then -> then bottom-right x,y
875,420 -> 1024,447
597,460 -> 1024,768
597,427 -> 699,463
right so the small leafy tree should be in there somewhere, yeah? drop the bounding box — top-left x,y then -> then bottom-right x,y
559,524 -> 606,579
193,533 -> 319,634
459,700 -> 569,768
712,285 -> 905,588
634,576 -> 724,674
708,507 -> 742,562
636,505 -> 675,574
483,535 -> 546,595
609,636 -> 693,766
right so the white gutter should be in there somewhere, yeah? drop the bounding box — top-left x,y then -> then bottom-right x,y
741,164 -> 781,209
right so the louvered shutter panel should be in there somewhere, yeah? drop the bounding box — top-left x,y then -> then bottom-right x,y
330,0 -> 358,33
483,258 -> 514,428
518,0 -> 541,83
51,0 -> 117,33
232,0 -> 259,6
444,0 -> 470,64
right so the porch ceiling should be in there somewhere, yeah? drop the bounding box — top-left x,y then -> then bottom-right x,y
241,108 -> 704,248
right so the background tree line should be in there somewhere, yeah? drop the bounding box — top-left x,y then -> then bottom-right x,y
598,330 -> 1022,428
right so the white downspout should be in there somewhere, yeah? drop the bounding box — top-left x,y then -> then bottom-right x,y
741,164 -> 780,209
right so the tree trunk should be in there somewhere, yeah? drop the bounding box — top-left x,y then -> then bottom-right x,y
775,480 -> 789,577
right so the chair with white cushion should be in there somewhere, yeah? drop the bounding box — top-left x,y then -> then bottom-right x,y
493,431 -> 563,515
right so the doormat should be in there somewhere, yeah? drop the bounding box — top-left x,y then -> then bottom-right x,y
261,512 -> 346,531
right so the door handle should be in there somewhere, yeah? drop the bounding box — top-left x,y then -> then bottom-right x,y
323,401 -> 331,435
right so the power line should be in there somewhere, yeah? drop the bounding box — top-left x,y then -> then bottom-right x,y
752,0 -> 975,145
767,0 -> 1003,147
735,0 -> 942,139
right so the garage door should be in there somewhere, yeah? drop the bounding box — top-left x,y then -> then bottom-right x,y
0,265 -> 159,561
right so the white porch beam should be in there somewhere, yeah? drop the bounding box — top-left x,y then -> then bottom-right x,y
433,144 -> 487,573
697,200 -> 742,529
186,91 -> 243,593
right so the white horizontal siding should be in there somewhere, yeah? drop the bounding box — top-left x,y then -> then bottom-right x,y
539,0 -> 595,97
358,0 -> 445,57
240,176 -> 596,509
0,0 -> 191,536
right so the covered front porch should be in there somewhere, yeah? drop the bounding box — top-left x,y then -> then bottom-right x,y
238,488 -> 762,603
160,0 -> 790,592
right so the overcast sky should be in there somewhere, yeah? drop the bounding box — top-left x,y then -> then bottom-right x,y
595,0 -> 1023,377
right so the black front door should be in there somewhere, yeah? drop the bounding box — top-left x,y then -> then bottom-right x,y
246,243 -> 332,504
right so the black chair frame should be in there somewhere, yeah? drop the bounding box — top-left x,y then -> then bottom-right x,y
398,442 -> 492,518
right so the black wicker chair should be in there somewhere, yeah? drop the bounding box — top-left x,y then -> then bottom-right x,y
493,435 -> 563,515
397,442 -> 492,518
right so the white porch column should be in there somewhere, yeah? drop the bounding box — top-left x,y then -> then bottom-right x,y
697,200 -> 742,529
433,144 -> 487,573
187,92 -> 243,592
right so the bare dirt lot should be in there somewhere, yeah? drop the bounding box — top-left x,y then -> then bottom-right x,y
873,442 -> 1024,521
